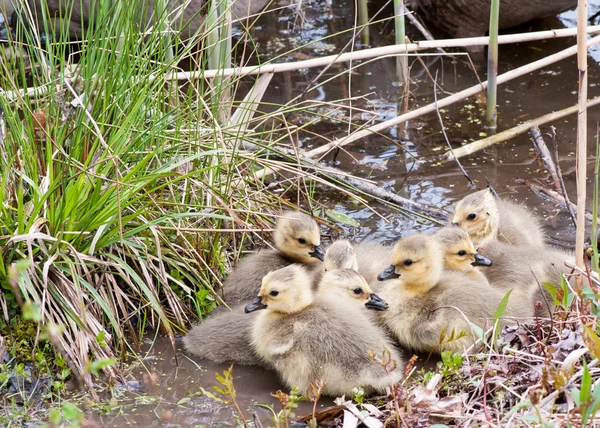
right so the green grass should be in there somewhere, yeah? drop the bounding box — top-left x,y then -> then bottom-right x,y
0,0 -> 357,399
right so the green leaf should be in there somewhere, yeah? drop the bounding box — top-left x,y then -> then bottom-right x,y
61,402 -> 83,422
325,210 -> 359,227
542,282 -> 560,306
581,362 -> 592,405
177,397 -> 191,406
494,289 -> 513,321
86,358 -> 116,376
583,325 -> 600,360
21,301 -> 42,323
572,387 -> 581,407
467,321 -> 486,342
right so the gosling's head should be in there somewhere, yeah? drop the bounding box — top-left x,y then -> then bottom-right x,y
245,265 -> 313,315
319,269 -> 388,311
451,189 -> 499,247
274,211 -> 325,264
435,226 -> 493,273
323,240 -> 359,272
377,234 -> 443,292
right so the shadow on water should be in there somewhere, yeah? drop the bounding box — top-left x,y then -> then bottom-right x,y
86,0 -> 600,425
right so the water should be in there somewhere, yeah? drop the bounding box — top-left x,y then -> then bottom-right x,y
86,0 -> 600,425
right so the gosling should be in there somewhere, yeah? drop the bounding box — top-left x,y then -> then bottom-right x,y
353,242 -> 394,284
183,266 -> 388,366
377,234 -> 534,354
451,188 -> 545,248
323,240 -> 359,272
247,265 -> 403,397
434,226 -> 492,282
222,211 -> 325,305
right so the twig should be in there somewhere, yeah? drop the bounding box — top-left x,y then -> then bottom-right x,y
298,156 -> 448,222
404,6 -> 446,54
447,95 -> 600,160
433,71 -> 475,188
530,126 -> 560,193
549,126 -> 577,228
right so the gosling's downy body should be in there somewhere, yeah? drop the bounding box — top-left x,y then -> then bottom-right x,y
476,240 -> 574,316
452,189 -> 546,248
323,240 -> 359,272
183,305 -> 260,366
183,267 -> 390,368
248,265 -> 403,397
434,226 -> 492,283
353,242 -> 394,284
222,211 -> 325,305
378,234 -> 534,354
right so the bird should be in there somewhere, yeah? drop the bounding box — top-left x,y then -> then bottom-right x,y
182,304 -> 260,366
434,226 -> 492,282
246,265 -> 404,396
352,242 -> 394,284
182,266 -> 389,367
377,234 -> 534,354
222,211 -> 325,305
323,239 -> 359,272
451,188 -> 546,248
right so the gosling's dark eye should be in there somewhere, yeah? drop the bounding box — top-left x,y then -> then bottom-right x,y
467,213 -> 477,221
353,287 -> 363,295
298,238 -> 307,244
269,290 -> 279,297
458,250 -> 467,256
403,260 -> 413,266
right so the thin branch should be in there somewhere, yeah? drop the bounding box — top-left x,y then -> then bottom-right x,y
549,126 -> 577,228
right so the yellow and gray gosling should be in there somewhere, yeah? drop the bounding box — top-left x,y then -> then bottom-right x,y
377,234 -> 534,354
222,211 -> 325,305
246,265 -> 403,397
451,188 -> 546,248
434,226 -> 491,282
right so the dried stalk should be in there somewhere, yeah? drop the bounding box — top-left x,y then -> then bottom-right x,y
530,126 -> 561,192
165,26 -> 600,81
575,0 -> 589,290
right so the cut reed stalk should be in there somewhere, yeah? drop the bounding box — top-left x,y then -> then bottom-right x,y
486,0 -> 500,130
575,0 -> 589,290
358,0 -> 370,46
394,0 -> 408,83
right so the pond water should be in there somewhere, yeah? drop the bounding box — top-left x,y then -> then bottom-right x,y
86,0 -> 600,425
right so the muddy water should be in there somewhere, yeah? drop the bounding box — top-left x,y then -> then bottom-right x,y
87,0 -> 600,426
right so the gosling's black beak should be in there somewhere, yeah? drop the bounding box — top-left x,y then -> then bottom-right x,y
244,296 -> 267,313
377,265 -> 400,281
452,221 -> 460,227
472,252 -> 493,267
309,244 -> 326,262
365,293 -> 388,311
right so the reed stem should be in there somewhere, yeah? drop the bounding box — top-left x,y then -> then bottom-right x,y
358,0 -> 370,45
394,0 -> 408,83
575,0 -> 588,290
486,0 -> 500,130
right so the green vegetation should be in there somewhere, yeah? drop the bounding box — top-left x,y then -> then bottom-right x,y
0,1 -> 357,421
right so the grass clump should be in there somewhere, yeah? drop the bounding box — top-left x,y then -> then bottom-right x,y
0,0 -> 335,402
